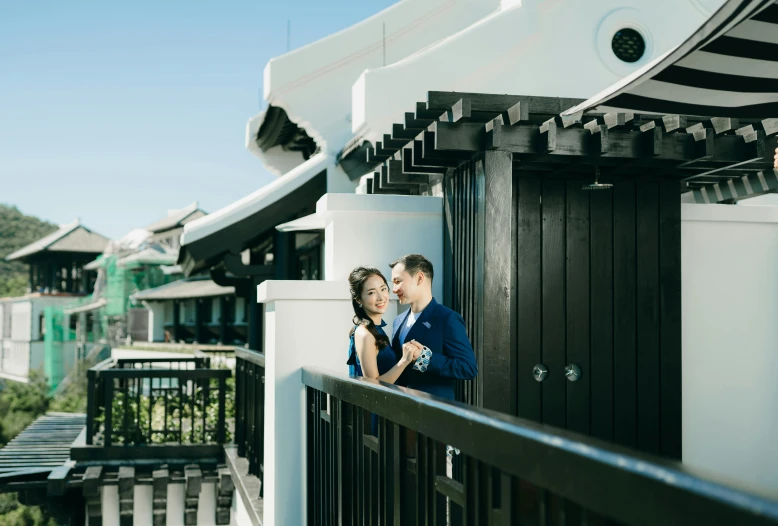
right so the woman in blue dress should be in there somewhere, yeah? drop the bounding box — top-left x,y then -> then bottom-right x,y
347,266 -> 419,384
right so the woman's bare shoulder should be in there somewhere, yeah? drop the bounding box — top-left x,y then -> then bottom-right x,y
354,324 -> 376,343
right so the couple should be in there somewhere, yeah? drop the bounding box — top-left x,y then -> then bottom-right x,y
346,254 -> 477,400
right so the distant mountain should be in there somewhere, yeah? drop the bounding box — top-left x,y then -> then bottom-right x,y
0,204 -> 58,297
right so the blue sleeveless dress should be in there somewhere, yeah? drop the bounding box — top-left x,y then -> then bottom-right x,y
347,320 -> 395,377
347,320 -> 395,436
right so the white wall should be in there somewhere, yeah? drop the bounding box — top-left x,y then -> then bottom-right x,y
682,203 -> 778,500
1,341 -> 30,380
318,193 -> 444,300
10,301 -> 32,341
258,280 -> 398,526
144,301 -> 166,342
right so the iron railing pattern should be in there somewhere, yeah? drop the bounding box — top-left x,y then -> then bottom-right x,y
235,348 -> 266,495
86,357 -> 231,447
303,367 -> 778,526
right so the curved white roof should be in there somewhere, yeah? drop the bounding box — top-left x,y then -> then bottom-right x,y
352,0 -> 726,144
253,0 -> 501,174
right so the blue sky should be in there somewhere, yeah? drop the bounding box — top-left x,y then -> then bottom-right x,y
0,0 -> 396,239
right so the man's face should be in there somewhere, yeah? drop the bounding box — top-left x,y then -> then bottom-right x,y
391,263 -> 420,305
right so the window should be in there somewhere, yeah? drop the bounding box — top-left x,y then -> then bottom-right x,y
612,28 -> 645,63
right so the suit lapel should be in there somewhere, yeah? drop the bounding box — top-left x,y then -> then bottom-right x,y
392,307 -> 412,350
403,298 -> 438,345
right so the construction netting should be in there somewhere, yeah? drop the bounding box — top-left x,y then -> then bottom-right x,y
42,251 -> 180,389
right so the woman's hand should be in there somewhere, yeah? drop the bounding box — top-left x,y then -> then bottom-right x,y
401,342 -> 416,364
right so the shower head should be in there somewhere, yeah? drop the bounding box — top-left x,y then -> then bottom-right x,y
582,166 -> 613,191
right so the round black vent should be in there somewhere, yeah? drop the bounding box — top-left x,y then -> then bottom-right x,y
611,28 -> 645,63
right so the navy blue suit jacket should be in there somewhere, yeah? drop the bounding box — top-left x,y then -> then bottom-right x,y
391,298 -> 477,399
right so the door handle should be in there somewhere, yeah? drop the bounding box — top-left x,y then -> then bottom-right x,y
564,363 -> 582,382
532,364 -> 548,382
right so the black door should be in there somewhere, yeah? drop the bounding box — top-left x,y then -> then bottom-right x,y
514,174 -> 681,458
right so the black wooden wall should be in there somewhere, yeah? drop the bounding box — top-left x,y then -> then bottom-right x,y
443,152 -> 682,459
443,158 -> 483,408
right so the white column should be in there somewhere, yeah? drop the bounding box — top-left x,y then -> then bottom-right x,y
319,193 -> 444,300
143,301 -> 166,342
167,483 -> 185,526
258,280 -> 396,526
133,485 -> 152,526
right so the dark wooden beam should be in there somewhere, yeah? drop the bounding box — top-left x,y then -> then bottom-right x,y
184,464 -> 202,526
118,466 -> 134,526
83,466 -> 103,526
413,137 -> 466,167
690,169 -> 778,204
402,147 -> 447,174
481,151 -> 515,414
216,468 -> 235,525
386,160 -> 430,186
46,465 -> 71,497
378,165 -> 418,192
426,92 -> 584,115
153,468 -> 168,526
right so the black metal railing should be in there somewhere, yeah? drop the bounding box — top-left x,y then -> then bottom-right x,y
303,367 -> 778,526
235,348 -> 265,493
86,357 -> 232,447
194,347 -> 237,370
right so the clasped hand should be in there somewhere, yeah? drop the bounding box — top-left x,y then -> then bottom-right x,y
401,340 -> 424,363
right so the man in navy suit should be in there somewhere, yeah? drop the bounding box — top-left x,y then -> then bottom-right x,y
389,254 -> 477,400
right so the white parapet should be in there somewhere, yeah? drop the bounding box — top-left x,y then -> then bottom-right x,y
257,279 -> 398,526
316,192 -> 444,300
681,203 -> 778,500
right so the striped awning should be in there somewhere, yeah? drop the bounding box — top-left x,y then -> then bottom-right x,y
563,0 -> 778,118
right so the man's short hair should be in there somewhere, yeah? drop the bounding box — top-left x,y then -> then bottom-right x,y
389,254 -> 434,283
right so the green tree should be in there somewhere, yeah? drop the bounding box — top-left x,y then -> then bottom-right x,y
0,371 -> 51,446
0,204 -> 58,298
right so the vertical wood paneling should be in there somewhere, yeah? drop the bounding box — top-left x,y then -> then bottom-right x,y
445,159 -> 482,408
516,177 -> 542,422
659,182 -> 682,459
613,181 -> 637,448
565,181 -> 590,435
636,182 -> 661,454
589,189 -> 614,442
541,179 -> 566,429
482,151 -> 514,414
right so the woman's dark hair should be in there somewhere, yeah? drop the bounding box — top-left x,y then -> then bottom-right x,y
348,266 -> 391,349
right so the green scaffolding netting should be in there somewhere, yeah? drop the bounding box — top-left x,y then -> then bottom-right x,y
42,252 -> 181,388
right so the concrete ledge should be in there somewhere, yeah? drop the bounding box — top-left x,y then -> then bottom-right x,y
257,280 -> 350,303
682,203 -> 778,223
317,192 -> 442,215
224,446 -> 263,526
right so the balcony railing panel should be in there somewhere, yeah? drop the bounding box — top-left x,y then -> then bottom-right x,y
303,367 -> 778,526
86,357 -> 231,448
235,348 -> 265,496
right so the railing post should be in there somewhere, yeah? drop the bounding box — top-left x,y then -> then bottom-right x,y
236,358 -> 245,456
217,375 -> 226,444
103,375 -> 113,447
86,369 -> 96,445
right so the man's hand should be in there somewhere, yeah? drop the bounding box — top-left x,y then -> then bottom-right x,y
774,146 -> 778,170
